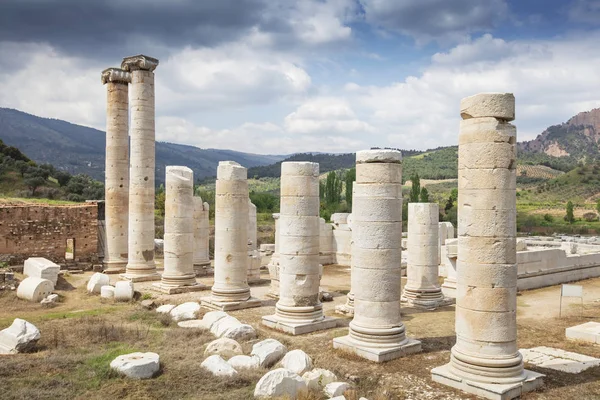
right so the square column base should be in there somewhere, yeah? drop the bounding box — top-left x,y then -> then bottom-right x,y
431,364 -> 544,400
151,282 -> 208,294
119,273 -> 161,282
262,315 -> 339,335
201,296 -> 262,311
333,335 -> 422,363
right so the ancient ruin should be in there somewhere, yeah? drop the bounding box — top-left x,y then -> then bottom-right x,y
193,197 -> 211,274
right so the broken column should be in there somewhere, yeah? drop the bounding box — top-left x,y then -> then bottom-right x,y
247,200 -> 262,283
333,150 -> 421,362
262,162 -> 337,335
432,93 -> 544,399
193,197 -> 211,275
267,213 -> 281,298
202,162 -> 260,311
402,203 -> 445,308
121,55 -> 159,282
101,67 -> 130,274
154,166 -> 205,294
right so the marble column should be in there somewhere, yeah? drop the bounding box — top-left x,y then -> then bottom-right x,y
193,197 -> 211,275
333,150 -> 421,362
101,68 -> 130,274
121,55 -> 159,282
441,238 -> 458,297
432,93 -> 544,399
267,213 -> 281,298
154,167 -> 205,293
263,162 -> 337,335
247,200 -> 262,283
402,203 -> 445,308
201,162 -> 260,311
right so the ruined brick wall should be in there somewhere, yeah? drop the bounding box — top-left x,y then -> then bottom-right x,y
0,203 -> 98,264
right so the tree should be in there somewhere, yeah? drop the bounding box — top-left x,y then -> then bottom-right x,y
445,188 -> 458,213
419,187 -> 429,203
596,198 -> 600,215
409,173 -> 420,203
565,201 -> 575,224
55,170 -> 72,187
24,176 -> 46,196
345,168 -> 355,208
324,171 -> 342,205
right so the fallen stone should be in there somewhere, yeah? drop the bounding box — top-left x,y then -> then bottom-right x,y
201,354 -> 238,377
251,339 -> 288,368
141,299 -> 156,310
202,311 -> 228,328
222,323 -> 257,342
280,349 -> 313,375
302,368 -> 338,390
331,397 -> 347,400
110,352 -> 160,379
114,281 -> 134,302
24,257 -> 60,287
4,272 -> 14,283
566,321 -> 600,344
210,315 -> 243,337
87,273 -> 110,294
178,320 -> 210,330
228,354 -> 261,370
324,382 -> 351,398
16,277 -> 54,302
520,346 -> 600,373
100,285 -> 115,299
170,302 -> 200,321
40,293 -> 59,307
156,304 -> 175,314
320,291 -> 334,302
254,368 -> 308,399
0,318 -> 41,354
204,337 -> 243,358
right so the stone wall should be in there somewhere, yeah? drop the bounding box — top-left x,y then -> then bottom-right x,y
0,203 -> 99,264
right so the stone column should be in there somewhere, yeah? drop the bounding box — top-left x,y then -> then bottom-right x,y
333,150 -> 421,362
154,166 -> 205,294
262,162 -> 337,335
201,162 -> 260,311
402,203 -> 445,308
193,197 -> 211,275
267,213 -> 281,298
441,238 -> 458,298
121,55 -> 159,282
432,93 -> 543,399
247,200 -> 262,283
101,68 -> 130,274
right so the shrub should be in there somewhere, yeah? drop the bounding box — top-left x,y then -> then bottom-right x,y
583,212 -> 598,222
543,213 -> 554,222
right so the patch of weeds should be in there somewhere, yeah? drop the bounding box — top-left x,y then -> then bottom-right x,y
39,307 -> 119,321
127,310 -> 170,328
75,342 -> 138,390
141,292 -> 153,300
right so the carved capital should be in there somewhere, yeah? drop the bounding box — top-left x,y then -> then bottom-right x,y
121,54 -> 159,72
101,68 -> 131,85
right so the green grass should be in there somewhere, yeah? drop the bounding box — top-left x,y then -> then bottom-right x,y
0,196 -> 79,205
74,342 -> 139,390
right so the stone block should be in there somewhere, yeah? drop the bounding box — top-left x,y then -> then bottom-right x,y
566,322 -> 600,344
16,277 -> 54,302
24,257 -> 60,287
0,318 -> 41,354
460,93 -> 515,121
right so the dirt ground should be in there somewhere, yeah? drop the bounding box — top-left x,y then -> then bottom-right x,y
1,265 -> 600,400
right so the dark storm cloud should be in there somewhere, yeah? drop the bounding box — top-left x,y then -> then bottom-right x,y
0,0 -> 272,59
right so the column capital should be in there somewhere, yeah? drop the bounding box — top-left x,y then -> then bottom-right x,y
121,54 -> 159,72
101,68 -> 131,85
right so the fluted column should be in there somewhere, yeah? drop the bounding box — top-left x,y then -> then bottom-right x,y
201,162 -> 260,311
101,68 -> 130,274
121,54 -> 159,282
262,162 -> 337,335
432,93 -> 543,399
333,150 -> 421,362
193,197 -> 211,275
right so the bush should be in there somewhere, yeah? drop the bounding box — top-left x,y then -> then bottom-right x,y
543,213 -> 554,222
583,212 -> 598,222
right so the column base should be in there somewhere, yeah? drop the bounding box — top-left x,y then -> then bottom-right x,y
151,282 -> 208,294
335,304 -> 354,316
119,272 -> 161,282
401,295 -> 455,309
262,314 -> 338,335
103,261 -> 127,274
333,334 -> 422,363
431,364 -> 544,400
201,296 -> 262,311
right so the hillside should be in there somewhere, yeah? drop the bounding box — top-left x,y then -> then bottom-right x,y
0,108 -> 284,184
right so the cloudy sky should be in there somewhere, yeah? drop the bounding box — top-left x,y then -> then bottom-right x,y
1,0 -> 599,155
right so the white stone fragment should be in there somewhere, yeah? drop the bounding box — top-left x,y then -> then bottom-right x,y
17,277 -> 54,302
110,352 -> 160,379
100,285 -> 115,299
156,304 -> 175,314
228,354 -> 261,370
356,149 -> 402,164
40,293 -> 59,306
566,321 -> 600,344
520,346 -> 600,373
222,324 -> 257,342
204,337 -> 243,358
280,349 -> 313,375
330,396 -> 347,400
0,318 -> 41,354
210,315 -> 243,337
251,338 -> 288,368
24,257 -> 60,286
460,92 -> 515,121
254,368 -> 308,399
170,302 -> 200,321
87,273 -> 110,294
202,311 -> 229,328
302,368 -> 338,390
177,320 -> 210,330
324,382 -> 351,398
114,281 -> 134,301
201,354 -> 238,377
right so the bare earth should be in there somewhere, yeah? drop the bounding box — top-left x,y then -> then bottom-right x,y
0,264 -> 599,400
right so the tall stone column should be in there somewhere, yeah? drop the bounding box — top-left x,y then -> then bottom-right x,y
247,200 -> 262,283
267,213 -> 281,298
432,93 -> 543,399
402,203 -> 445,308
333,150 -> 421,362
121,55 -> 159,282
101,68 -> 130,274
193,197 -> 211,275
154,167 -> 205,294
201,162 -> 260,311
263,162 -> 337,335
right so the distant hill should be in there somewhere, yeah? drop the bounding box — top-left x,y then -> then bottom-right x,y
0,108 -> 285,184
